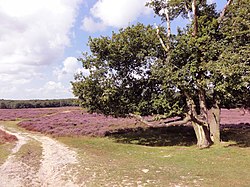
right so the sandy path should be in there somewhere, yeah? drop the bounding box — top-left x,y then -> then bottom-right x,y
0,126 -> 81,187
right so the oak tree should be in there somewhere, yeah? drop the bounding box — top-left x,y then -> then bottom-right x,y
72,0 -> 250,148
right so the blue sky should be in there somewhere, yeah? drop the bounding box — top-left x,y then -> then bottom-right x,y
0,0 -> 227,99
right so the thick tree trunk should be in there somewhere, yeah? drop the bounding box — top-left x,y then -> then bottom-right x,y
185,91 -> 212,148
208,103 -> 221,144
192,122 -> 212,148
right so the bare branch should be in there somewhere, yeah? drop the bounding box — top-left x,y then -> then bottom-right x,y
129,113 -> 155,126
192,0 -> 198,36
155,24 -> 169,52
161,115 -> 191,126
164,7 -> 171,37
191,115 -> 209,127
129,113 -> 191,127
218,0 -> 233,22
154,2 -> 171,53
184,1 -> 192,22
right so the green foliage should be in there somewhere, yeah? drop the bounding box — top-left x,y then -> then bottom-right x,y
216,0 -> 250,108
73,23 -> 184,116
152,0 -> 250,110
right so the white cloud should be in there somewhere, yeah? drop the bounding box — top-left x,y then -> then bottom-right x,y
39,81 -> 69,98
81,0 -> 151,32
207,0 -> 215,4
54,57 -> 89,81
0,0 -> 81,80
0,0 -> 82,99
81,16 -> 106,32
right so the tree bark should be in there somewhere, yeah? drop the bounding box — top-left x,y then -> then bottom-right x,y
192,122 -> 212,148
208,102 -> 221,144
185,92 -> 212,148
198,88 -> 208,120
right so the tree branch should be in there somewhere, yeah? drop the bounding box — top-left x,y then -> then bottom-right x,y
191,115 -> 209,127
161,115 -> 191,126
129,113 -> 191,127
218,0 -> 233,22
164,7 -> 171,38
129,113 -> 155,126
154,4 -> 171,53
155,24 -> 169,52
192,0 -> 198,36
184,1 -> 192,22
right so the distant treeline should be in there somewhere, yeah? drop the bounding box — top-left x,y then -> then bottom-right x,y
0,99 -> 79,109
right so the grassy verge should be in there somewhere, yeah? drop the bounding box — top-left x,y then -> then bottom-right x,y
0,121 -> 19,165
0,121 -> 42,168
14,140 -> 42,172
0,144 -> 15,165
0,121 -> 25,132
59,136 -> 250,187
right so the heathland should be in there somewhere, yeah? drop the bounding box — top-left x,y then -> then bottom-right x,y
0,107 -> 249,186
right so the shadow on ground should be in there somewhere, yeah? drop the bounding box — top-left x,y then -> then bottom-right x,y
221,123 -> 250,147
106,123 -> 250,147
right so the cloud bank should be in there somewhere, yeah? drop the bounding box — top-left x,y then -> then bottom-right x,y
0,0 -> 82,99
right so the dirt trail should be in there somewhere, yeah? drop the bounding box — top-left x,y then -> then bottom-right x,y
0,126 -> 81,187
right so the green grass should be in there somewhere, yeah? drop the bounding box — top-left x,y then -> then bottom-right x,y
58,136 -> 250,187
0,143 -> 15,165
0,121 -> 25,132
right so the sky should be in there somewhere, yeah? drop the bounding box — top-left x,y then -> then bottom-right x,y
0,0 -> 227,100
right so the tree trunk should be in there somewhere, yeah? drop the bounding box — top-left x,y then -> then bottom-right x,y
192,122 -> 212,148
198,88 -> 208,121
208,103 -> 221,144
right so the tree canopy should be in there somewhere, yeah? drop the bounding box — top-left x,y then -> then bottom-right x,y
72,24 -> 170,116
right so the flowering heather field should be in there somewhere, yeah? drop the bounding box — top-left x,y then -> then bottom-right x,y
16,108 -> 143,136
0,129 -> 17,144
0,107 -> 78,121
220,109 -> 250,125
0,107 -> 249,137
